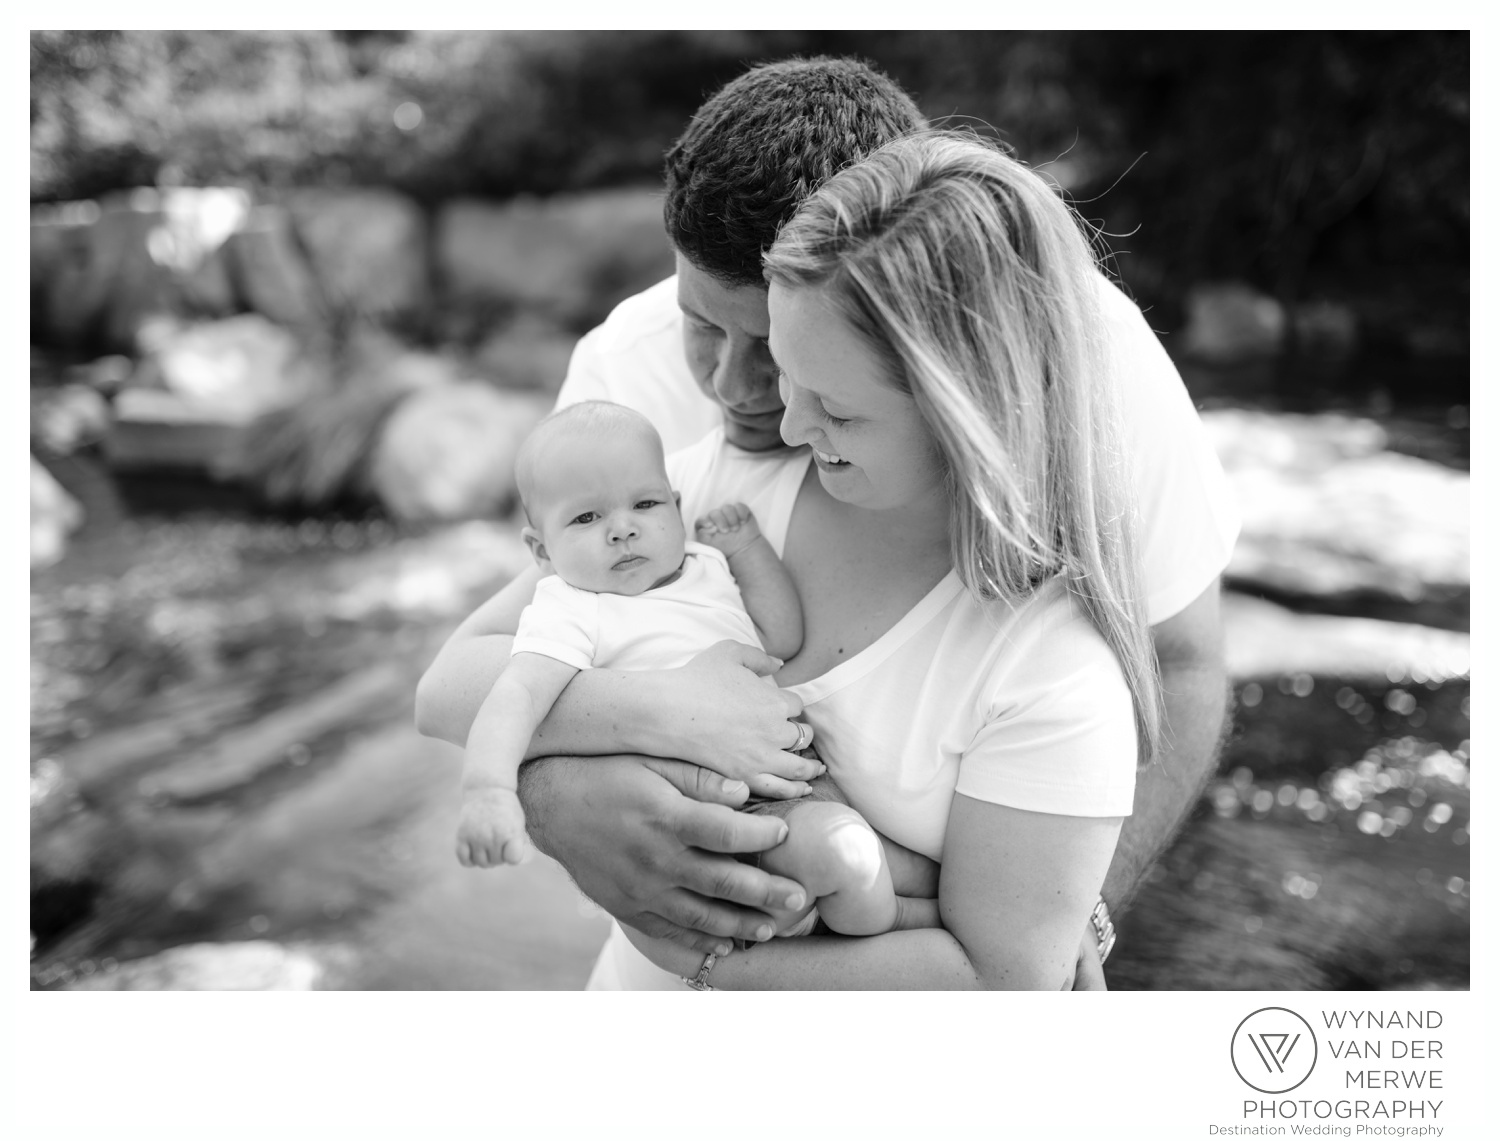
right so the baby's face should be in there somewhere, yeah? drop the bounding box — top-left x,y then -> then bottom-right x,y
526,431 -> 687,596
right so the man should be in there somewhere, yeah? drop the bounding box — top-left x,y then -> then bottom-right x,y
416,57 -> 1238,985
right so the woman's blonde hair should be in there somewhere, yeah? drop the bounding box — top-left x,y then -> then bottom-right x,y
763,129 -> 1162,764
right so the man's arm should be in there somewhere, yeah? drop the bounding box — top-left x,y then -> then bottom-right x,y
1100,579 -> 1230,912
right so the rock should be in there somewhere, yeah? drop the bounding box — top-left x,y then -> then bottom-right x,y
434,188 -> 673,331
224,204 -> 327,329
139,314 -> 319,423
367,383 -> 548,521
472,313 -> 580,393
287,188 -> 430,322
1203,409 -> 1469,602
1201,408 -> 1387,471
1291,300 -> 1359,358
31,457 -> 83,569
153,187 -> 252,317
38,193 -> 182,352
33,191 -> 253,349
106,390 -> 250,473
222,335 -> 469,507
30,202 -> 100,342
1222,592 -> 1469,683
31,384 -> 112,454
63,940 -> 327,990
1180,282 -> 1287,363
63,354 -> 135,394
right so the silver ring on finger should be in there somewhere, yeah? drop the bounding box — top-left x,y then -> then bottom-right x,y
791,721 -> 810,752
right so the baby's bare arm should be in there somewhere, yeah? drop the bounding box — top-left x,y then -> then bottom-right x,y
464,653 -> 580,793
458,652 -> 579,868
695,504 -> 803,659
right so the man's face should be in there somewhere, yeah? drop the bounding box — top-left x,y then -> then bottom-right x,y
676,253 -> 787,452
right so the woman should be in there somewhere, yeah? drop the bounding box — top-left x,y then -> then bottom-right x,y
574,129 -> 1161,989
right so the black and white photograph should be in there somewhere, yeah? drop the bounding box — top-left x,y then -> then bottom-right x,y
28,29 -> 1470,1000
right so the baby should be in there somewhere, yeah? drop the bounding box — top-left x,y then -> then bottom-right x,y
456,400 -> 913,938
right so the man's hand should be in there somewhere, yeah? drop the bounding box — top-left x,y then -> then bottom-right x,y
519,753 -> 812,956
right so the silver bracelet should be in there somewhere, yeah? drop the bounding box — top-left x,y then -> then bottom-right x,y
1090,899 -> 1117,963
682,951 -> 718,991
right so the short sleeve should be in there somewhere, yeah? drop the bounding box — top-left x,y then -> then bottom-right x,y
1098,277 -> 1241,623
953,606 -> 1137,817
553,326 -> 612,412
511,576 -> 600,671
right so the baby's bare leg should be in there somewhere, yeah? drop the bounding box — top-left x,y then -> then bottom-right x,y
759,801 -> 899,936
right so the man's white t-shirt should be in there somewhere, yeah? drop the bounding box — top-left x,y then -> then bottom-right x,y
511,542 -> 760,671
555,273 -> 1241,625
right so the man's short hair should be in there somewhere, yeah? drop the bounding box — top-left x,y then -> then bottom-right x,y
663,56 -> 927,288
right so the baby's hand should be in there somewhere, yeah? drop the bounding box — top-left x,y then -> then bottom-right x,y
456,786 -> 529,868
694,502 -> 763,558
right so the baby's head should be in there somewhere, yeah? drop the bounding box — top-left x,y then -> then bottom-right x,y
516,401 -> 687,596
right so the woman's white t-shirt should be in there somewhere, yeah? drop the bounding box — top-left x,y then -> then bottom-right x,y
586,434 -> 1139,988
669,432 -> 1137,862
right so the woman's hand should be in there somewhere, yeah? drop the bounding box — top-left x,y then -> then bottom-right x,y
637,640 -> 824,799
622,923 -> 708,979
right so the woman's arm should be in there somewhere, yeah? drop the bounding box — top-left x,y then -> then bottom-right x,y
632,794 -> 1121,989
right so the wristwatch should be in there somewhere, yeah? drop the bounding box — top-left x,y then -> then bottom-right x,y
1090,899 -> 1117,963
682,951 -> 719,991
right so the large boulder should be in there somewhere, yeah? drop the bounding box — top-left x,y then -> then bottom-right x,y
434,187 -> 673,333
31,384 -> 112,454
33,189 -> 253,350
133,315 -> 319,423
367,383 -> 548,522
223,204 -> 328,329
287,188 -> 430,323
1179,282 -> 1287,363
106,316 -> 325,474
31,457 -> 83,569
30,201 -> 100,343
1203,409 -> 1469,602
154,186 -> 252,317
34,192 -> 181,352
472,313 -> 580,393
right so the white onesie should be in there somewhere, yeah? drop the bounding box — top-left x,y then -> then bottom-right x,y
511,541 -> 761,671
